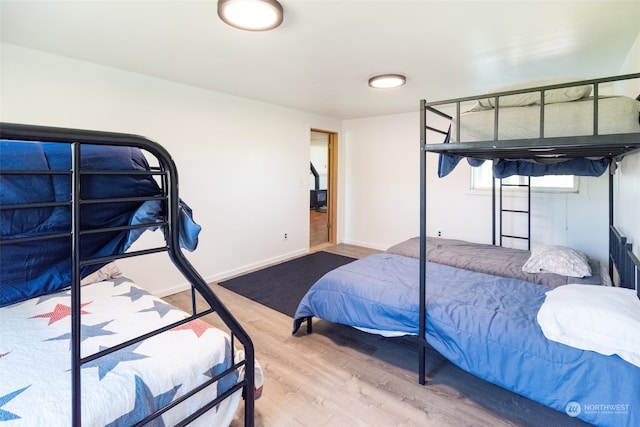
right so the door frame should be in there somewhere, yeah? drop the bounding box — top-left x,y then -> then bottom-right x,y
311,128 -> 338,246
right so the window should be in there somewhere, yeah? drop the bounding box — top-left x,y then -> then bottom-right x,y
471,162 -> 576,191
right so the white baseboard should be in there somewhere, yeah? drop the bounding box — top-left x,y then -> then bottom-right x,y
155,248 -> 309,298
342,238 -> 387,251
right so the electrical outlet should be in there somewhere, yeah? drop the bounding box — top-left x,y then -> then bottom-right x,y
438,231 -> 442,237
284,233 -> 288,240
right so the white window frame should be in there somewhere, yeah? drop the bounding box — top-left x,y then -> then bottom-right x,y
471,161 -> 578,192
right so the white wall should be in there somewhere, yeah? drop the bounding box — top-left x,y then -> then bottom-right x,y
0,43 -> 341,296
342,112 -> 421,249
310,139 -> 328,190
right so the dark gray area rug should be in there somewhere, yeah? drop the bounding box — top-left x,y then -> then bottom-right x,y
218,251 -> 356,317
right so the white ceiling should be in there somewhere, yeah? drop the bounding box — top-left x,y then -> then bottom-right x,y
1,1 -> 639,119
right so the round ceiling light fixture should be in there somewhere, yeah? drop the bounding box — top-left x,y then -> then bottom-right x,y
217,0 -> 284,31
368,74 -> 407,89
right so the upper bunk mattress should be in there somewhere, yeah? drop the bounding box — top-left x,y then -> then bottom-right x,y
437,95 -> 640,177
453,96 -> 640,142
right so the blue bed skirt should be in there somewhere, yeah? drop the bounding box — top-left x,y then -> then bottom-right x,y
293,253 -> 640,426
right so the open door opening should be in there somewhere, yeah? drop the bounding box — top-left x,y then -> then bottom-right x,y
310,129 -> 337,249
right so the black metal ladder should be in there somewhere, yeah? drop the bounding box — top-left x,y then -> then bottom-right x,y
494,176 -> 531,250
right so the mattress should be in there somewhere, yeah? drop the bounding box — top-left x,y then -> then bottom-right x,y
292,253 -> 640,427
0,276 -> 243,426
386,236 -> 607,288
453,95 -> 640,142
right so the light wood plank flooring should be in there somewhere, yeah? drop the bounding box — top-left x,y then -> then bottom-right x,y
309,209 -> 328,248
163,244 -> 589,427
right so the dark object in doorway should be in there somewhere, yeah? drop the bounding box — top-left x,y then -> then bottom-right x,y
310,189 -> 327,210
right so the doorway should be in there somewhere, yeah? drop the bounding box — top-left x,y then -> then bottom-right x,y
309,129 -> 337,249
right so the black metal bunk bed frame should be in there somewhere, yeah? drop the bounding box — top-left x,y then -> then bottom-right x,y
418,73 -> 640,385
0,123 -> 255,426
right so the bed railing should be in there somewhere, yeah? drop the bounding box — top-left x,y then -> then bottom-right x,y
610,225 -> 640,293
630,251 -> 640,299
421,73 -> 640,159
0,122 -> 255,426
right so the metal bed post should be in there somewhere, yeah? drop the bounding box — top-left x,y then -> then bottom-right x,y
609,170 -> 614,279
527,179 -> 531,250
418,99 -> 427,385
71,141 -> 82,425
492,178 -> 496,245
419,101 -> 456,385
499,179 -> 503,246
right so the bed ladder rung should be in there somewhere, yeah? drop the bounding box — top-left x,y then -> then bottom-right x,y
498,177 -> 531,250
502,234 -> 529,240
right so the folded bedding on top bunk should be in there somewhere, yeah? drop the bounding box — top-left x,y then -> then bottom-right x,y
386,236 -> 605,288
0,276 -> 245,426
438,95 -> 640,178
292,254 -> 640,427
454,95 -> 640,142
0,141 -> 201,307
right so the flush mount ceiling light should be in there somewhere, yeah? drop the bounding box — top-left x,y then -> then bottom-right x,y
217,0 -> 284,31
368,74 -> 407,89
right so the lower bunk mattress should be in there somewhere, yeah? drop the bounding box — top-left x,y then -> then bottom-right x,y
293,253 -> 640,427
0,276 -> 244,426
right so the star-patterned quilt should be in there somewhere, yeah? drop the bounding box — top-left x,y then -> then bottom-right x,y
0,276 -> 242,426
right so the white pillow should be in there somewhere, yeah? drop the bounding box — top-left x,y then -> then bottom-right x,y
537,284 -> 640,368
476,77 -> 592,108
522,245 -> 592,278
80,262 -> 122,286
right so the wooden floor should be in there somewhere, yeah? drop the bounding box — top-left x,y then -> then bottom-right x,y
309,209 -> 328,248
163,244 -> 589,427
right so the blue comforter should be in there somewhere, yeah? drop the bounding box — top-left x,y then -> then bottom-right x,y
293,253 -> 640,427
435,125 -> 611,178
438,153 -> 610,178
0,140 -> 201,307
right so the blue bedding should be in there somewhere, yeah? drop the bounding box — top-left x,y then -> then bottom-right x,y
293,253 -> 640,426
0,140 -> 201,307
438,152 -> 610,178
435,125 -> 611,178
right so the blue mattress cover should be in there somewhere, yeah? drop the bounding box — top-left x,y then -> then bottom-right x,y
0,140 -> 201,307
293,253 -> 640,426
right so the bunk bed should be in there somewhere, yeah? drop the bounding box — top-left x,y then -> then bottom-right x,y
292,74 -> 640,426
0,123 -> 260,426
